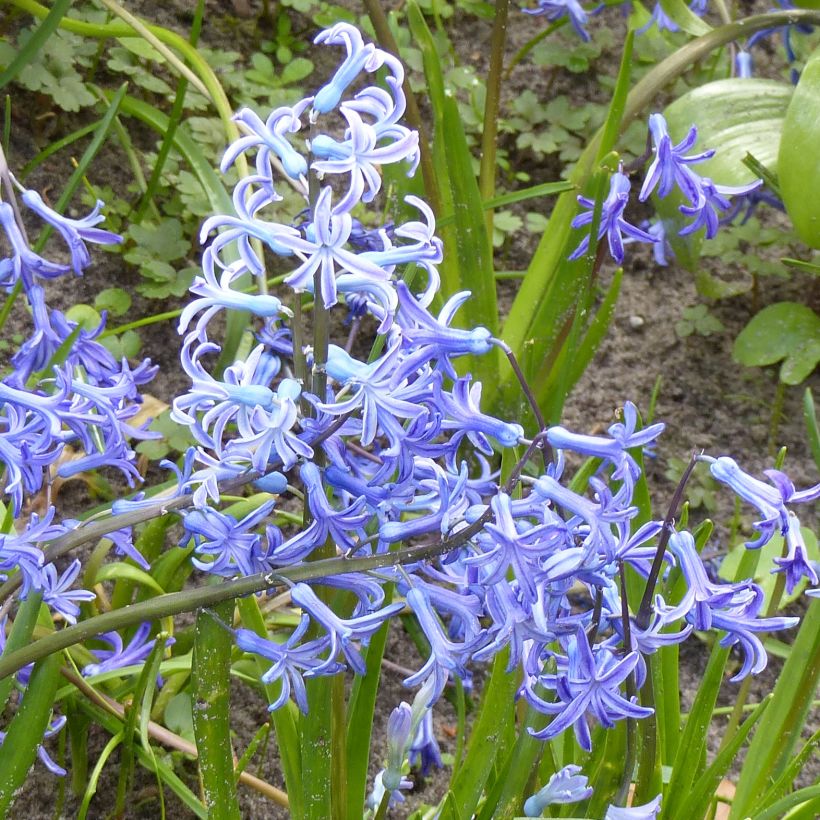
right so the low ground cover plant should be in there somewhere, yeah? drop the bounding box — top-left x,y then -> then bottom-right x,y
0,2 -> 818,818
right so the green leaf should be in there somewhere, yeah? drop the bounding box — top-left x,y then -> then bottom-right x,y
448,649 -> 518,818
164,692 -> 196,743
779,42 -> 820,247
672,696 -> 769,820
733,302 -> 820,385
0,651 -> 61,814
660,0 -> 713,35
0,0 -> 73,91
730,600 -> 820,818
65,303 -> 103,331
346,587 -> 393,818
95,287 -> 132,317
664,79 -> 792,186
804,388 -> 820,472
125,218 -> 189,263
95,562 -> 166,596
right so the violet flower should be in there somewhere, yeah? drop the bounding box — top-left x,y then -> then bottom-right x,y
703,455 -> 819,548
605,794 -> 662,819
569,170 -> 657,264
312,23 -> 404,115
523,0 -> 592,42
39,559 -> 96,624
639,114 -> 714,204
20,190 -> 122,275
83,622 -> 166,677
291,582 -> 403,675
525,631 -> 653,749
773,513 -> 819,593
235,616 -> 337,713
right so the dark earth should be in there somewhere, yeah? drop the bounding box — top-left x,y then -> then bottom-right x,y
1,0 -> 818,816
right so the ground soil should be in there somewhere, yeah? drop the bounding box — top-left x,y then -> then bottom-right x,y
1,0 -> 818,818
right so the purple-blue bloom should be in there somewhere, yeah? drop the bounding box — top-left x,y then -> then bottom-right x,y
525,630 -> 653,749
235,616 -> 337,713
569,170 -> 657,264
639,114 -> 714,204
83,623 -> 167,677
39,559 -> 96,624
605,794 -> 662,819
523,0 -> 592,42
704,456 -> 819,548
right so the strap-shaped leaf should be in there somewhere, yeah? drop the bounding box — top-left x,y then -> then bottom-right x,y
779,42 -> 820,247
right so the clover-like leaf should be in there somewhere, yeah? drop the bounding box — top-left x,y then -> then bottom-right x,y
733,302 -> 820,385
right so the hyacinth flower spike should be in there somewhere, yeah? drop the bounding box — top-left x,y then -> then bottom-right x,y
569,169 -> 658,264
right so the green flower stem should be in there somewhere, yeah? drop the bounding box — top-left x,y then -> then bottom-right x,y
0,484 -> 521,684
479,0 -> 510,241
134,0 -> 205,223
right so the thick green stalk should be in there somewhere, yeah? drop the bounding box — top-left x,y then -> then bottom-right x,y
192,602 -> 242,820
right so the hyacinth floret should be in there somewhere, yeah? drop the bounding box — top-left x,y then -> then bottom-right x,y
569,169 -> 658,264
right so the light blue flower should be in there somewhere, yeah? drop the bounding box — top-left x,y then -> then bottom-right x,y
524,764 -> 593,816
20,190 -> 122,275
605,794 -> 662,819
313,23 -> 404,115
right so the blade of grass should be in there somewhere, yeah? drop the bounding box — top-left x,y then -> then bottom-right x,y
803,388 -> 820,471
673,695 -> 770,820
0,650 -> 62,813
448,648 -> 518,818
478,0 -> 510,240
236,595 -> 303,818
730,598 -> 820,818
665,547 -> 762,811
134,0 -> 204,222
114,632 -> 169,816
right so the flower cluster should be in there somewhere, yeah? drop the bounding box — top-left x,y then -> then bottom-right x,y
569,113 -> 763,264
0,155 -> 163,775
0,167 -> 157,603
153,26 -> 820,808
